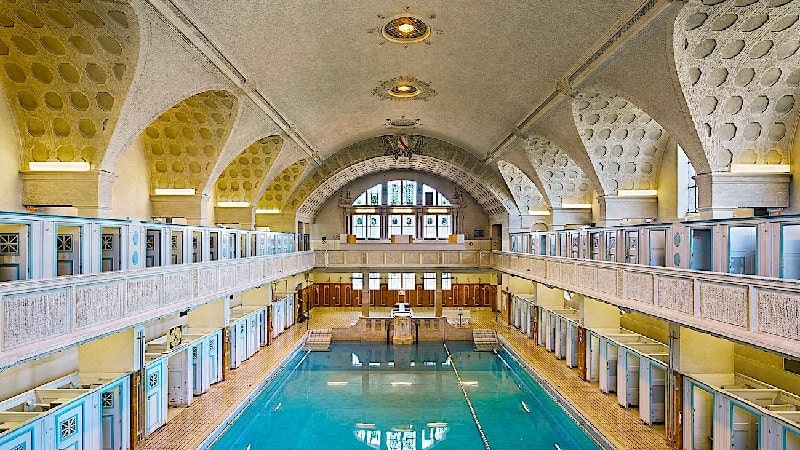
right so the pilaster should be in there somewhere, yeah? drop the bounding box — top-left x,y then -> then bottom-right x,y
21,170 -> 116,218
694,172 -> 790,219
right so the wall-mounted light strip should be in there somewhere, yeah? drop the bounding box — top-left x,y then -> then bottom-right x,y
326,381 -> 348,386
256,209 -> 281,214
154,188 -> 196,196
730,164 -> 791,174
528,210 -> 551,216
616,189 -> 658,197
392,207 -> 414,214
217,201 -> 250,207
354,208 -> 377,214
561,203 -> 592,209
29,162 -> 90,172
426,208 -> 449,214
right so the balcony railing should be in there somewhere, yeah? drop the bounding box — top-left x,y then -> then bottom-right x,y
314,249 -> 492,269
0,252 -> 314,370
494,251 -> 800,359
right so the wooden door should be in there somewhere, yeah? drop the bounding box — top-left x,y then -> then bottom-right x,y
487,285 -> 497,308
380,284 -> 388,306
332,284 -> 341,306
322,285 -> 330,306
414,285 -> 424,306
344,286 -> 352,306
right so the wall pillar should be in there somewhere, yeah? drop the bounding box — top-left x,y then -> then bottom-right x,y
361,270 -> 370,317
150,193 -> 209,225
214,206 -> 256,229
434,270 -> 443,317
695,172 -> 790,219
596,195 -> 658,227
21,170 -> 116,218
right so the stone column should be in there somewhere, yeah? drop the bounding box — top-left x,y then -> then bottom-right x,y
361,270 -> 370,317
434,270 -> 443,317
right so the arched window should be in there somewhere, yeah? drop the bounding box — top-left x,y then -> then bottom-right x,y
347,180 -> 455,240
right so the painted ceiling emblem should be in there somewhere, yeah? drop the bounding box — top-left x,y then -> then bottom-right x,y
380,134 -> 425,159
372,76 -> 436,101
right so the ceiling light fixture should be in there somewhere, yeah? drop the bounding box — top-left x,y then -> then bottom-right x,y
616,189 -> 658,197
154,188 -> 196,196
29,162 -> 90,172
217,201 -> 250,207
729,164 -> 791,174
382,16 -> 430,44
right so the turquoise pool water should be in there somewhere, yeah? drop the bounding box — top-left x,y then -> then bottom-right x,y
209,341 -> 601,450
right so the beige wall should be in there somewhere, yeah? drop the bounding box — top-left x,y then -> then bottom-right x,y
787,118 -> 800,215
310,170 -> 490,241
110,137 -> 151,220
620,311 -> 669,344
0,349 -> 78,400
657,139 -> 678,221
0,87 -> 23,212
734,344 -> 800,395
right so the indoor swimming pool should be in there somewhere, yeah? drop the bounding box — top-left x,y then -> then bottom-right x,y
207,341 -> 604,450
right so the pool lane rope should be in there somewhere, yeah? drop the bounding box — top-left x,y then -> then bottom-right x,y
442,343 -> 491,450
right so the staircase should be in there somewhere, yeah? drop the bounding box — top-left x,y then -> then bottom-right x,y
473,329 -> 499,351
305,329 -> 332,351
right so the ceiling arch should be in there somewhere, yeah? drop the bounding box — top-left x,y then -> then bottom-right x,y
214,135 -> 282,204
140,90 -> 238,192
285,137 -> 518,219
524,136 -> 593,206
674,0 -> 800,171
572,91 -> 669,194
0,0 -> 139,170
256,159 -> 308,211
497,160 -> 548,212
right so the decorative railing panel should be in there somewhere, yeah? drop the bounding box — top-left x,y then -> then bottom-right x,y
313,250 -> 493,270
0,252 -> 313,369
494,252 -> 800,358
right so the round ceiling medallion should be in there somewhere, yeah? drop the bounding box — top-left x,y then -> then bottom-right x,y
372,76 -> 436,101
382,16 -> 430,43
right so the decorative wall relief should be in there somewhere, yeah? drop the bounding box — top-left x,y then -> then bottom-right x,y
657,277 -> 693,314
576,265 -> 596,290
346,252 -> 363,265
547,261 -> 559,280
75,282 -> 124,328
403,252 -> 419,264
328,252 -> 345,265
421,252 -> 437,264
699,283 -> 748,328
3,289 -> 69,348
532,259 -> 546,276
561,263 -> 576,286
385,252 -> 402,265
163,272 -> 191,305
197,268 -> 218,295
596,268 -> 618,296
218,266 -> 236,290
126,277 -> 160,315
757,291 -> 800,341
366,252 -> 384,265
624,272 -> 654,304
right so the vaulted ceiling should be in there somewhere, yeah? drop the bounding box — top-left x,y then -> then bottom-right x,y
1,0 -> 799,221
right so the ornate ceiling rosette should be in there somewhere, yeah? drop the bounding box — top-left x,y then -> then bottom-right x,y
372,76 -> 436,101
